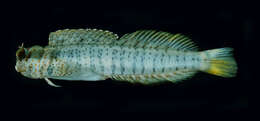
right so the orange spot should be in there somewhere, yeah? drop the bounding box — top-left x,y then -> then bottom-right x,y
135,75 -> 141,80
143,75 -> 147,78
128,75 -> 134,80
157,74 -> 163,78
151,74 -> 156,78
165,74 -> 170,78
29,64 -> 33,70
116,75 -> 122,80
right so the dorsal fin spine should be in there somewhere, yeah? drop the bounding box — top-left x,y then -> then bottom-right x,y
167,34 -> 180,47
179,36 -> 190,47
129,32 -> 138,39
176,37 -> 190,50
133,31 -> 146,47
138,31 -> 150,46
184,41 -> 196,50
49,28 -> 119,46
161,33 -> 171,42
116,30 -> 198,51
151,33 -> 164,48
93,30 -> 104,40
120,33 -> 130,40
147,31 -> 160,42
154,32 -> 170,49
141,31 -> 157,48
174,35 -> 188,50
153,32 -> 168,48
154,34 -> 167,49
139,31 -> 150,40
172,35 -> 185,48
181,42 -> 193,50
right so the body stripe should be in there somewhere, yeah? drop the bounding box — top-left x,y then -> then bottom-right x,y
120,49 -> 125,74
103,46 -> 112,75
97,47 -> 104,73
113,48 -> 121,74
132,49 -> 137,74
140,50 -> 145,74
161,53 -> 165,73
90,47 -> 96,71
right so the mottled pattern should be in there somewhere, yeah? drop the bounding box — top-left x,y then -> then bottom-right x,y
16,29 -> 236,85
44,44 -> 201,78
49,29 -> 118,46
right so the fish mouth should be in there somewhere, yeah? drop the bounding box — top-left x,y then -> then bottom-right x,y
15,65 -> 18,72
15,63 -> 26,73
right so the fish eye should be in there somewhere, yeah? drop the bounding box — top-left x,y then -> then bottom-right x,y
16,47 -> 26,61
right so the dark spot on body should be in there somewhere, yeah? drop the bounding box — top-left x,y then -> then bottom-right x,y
47,67 -> 53,75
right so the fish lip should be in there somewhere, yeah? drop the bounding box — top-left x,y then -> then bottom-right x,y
15,63 -> 26,73
15,62 -> 19,72
15,65 -> 18,72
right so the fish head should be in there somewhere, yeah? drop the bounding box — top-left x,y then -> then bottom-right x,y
15,43 -> 45,79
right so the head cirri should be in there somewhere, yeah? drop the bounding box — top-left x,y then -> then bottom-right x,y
15,43 -> 45,79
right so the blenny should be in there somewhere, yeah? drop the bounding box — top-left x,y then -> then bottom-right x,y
15,29 -> 237,87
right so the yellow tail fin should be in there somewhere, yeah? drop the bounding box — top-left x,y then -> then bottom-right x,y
200,48 -> 237,78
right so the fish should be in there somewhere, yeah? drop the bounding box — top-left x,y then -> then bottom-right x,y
15,29 -> 237,87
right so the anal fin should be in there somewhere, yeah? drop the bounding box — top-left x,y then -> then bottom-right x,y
111,70 -> 197,84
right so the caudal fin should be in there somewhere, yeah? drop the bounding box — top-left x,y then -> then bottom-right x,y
200,48 -> 237,78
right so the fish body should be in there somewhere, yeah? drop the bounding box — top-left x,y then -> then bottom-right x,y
15,29 -> 237,86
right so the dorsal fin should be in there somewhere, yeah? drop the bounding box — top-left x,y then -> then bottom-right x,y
48,29 -> 119,46
116,30 -> 198,51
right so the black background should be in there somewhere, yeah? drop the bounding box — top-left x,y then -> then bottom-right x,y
2,1 -> 252,118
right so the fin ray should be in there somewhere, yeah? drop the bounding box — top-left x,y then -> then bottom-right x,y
200,48 -> 237,77
111,70 -> 197,84
116,30 -> 198,51
48,29 -> 118,46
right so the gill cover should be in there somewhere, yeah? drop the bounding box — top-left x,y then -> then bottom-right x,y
15,43 -> 28,72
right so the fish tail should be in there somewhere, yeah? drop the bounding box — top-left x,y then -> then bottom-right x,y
199,47 -> 237,77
